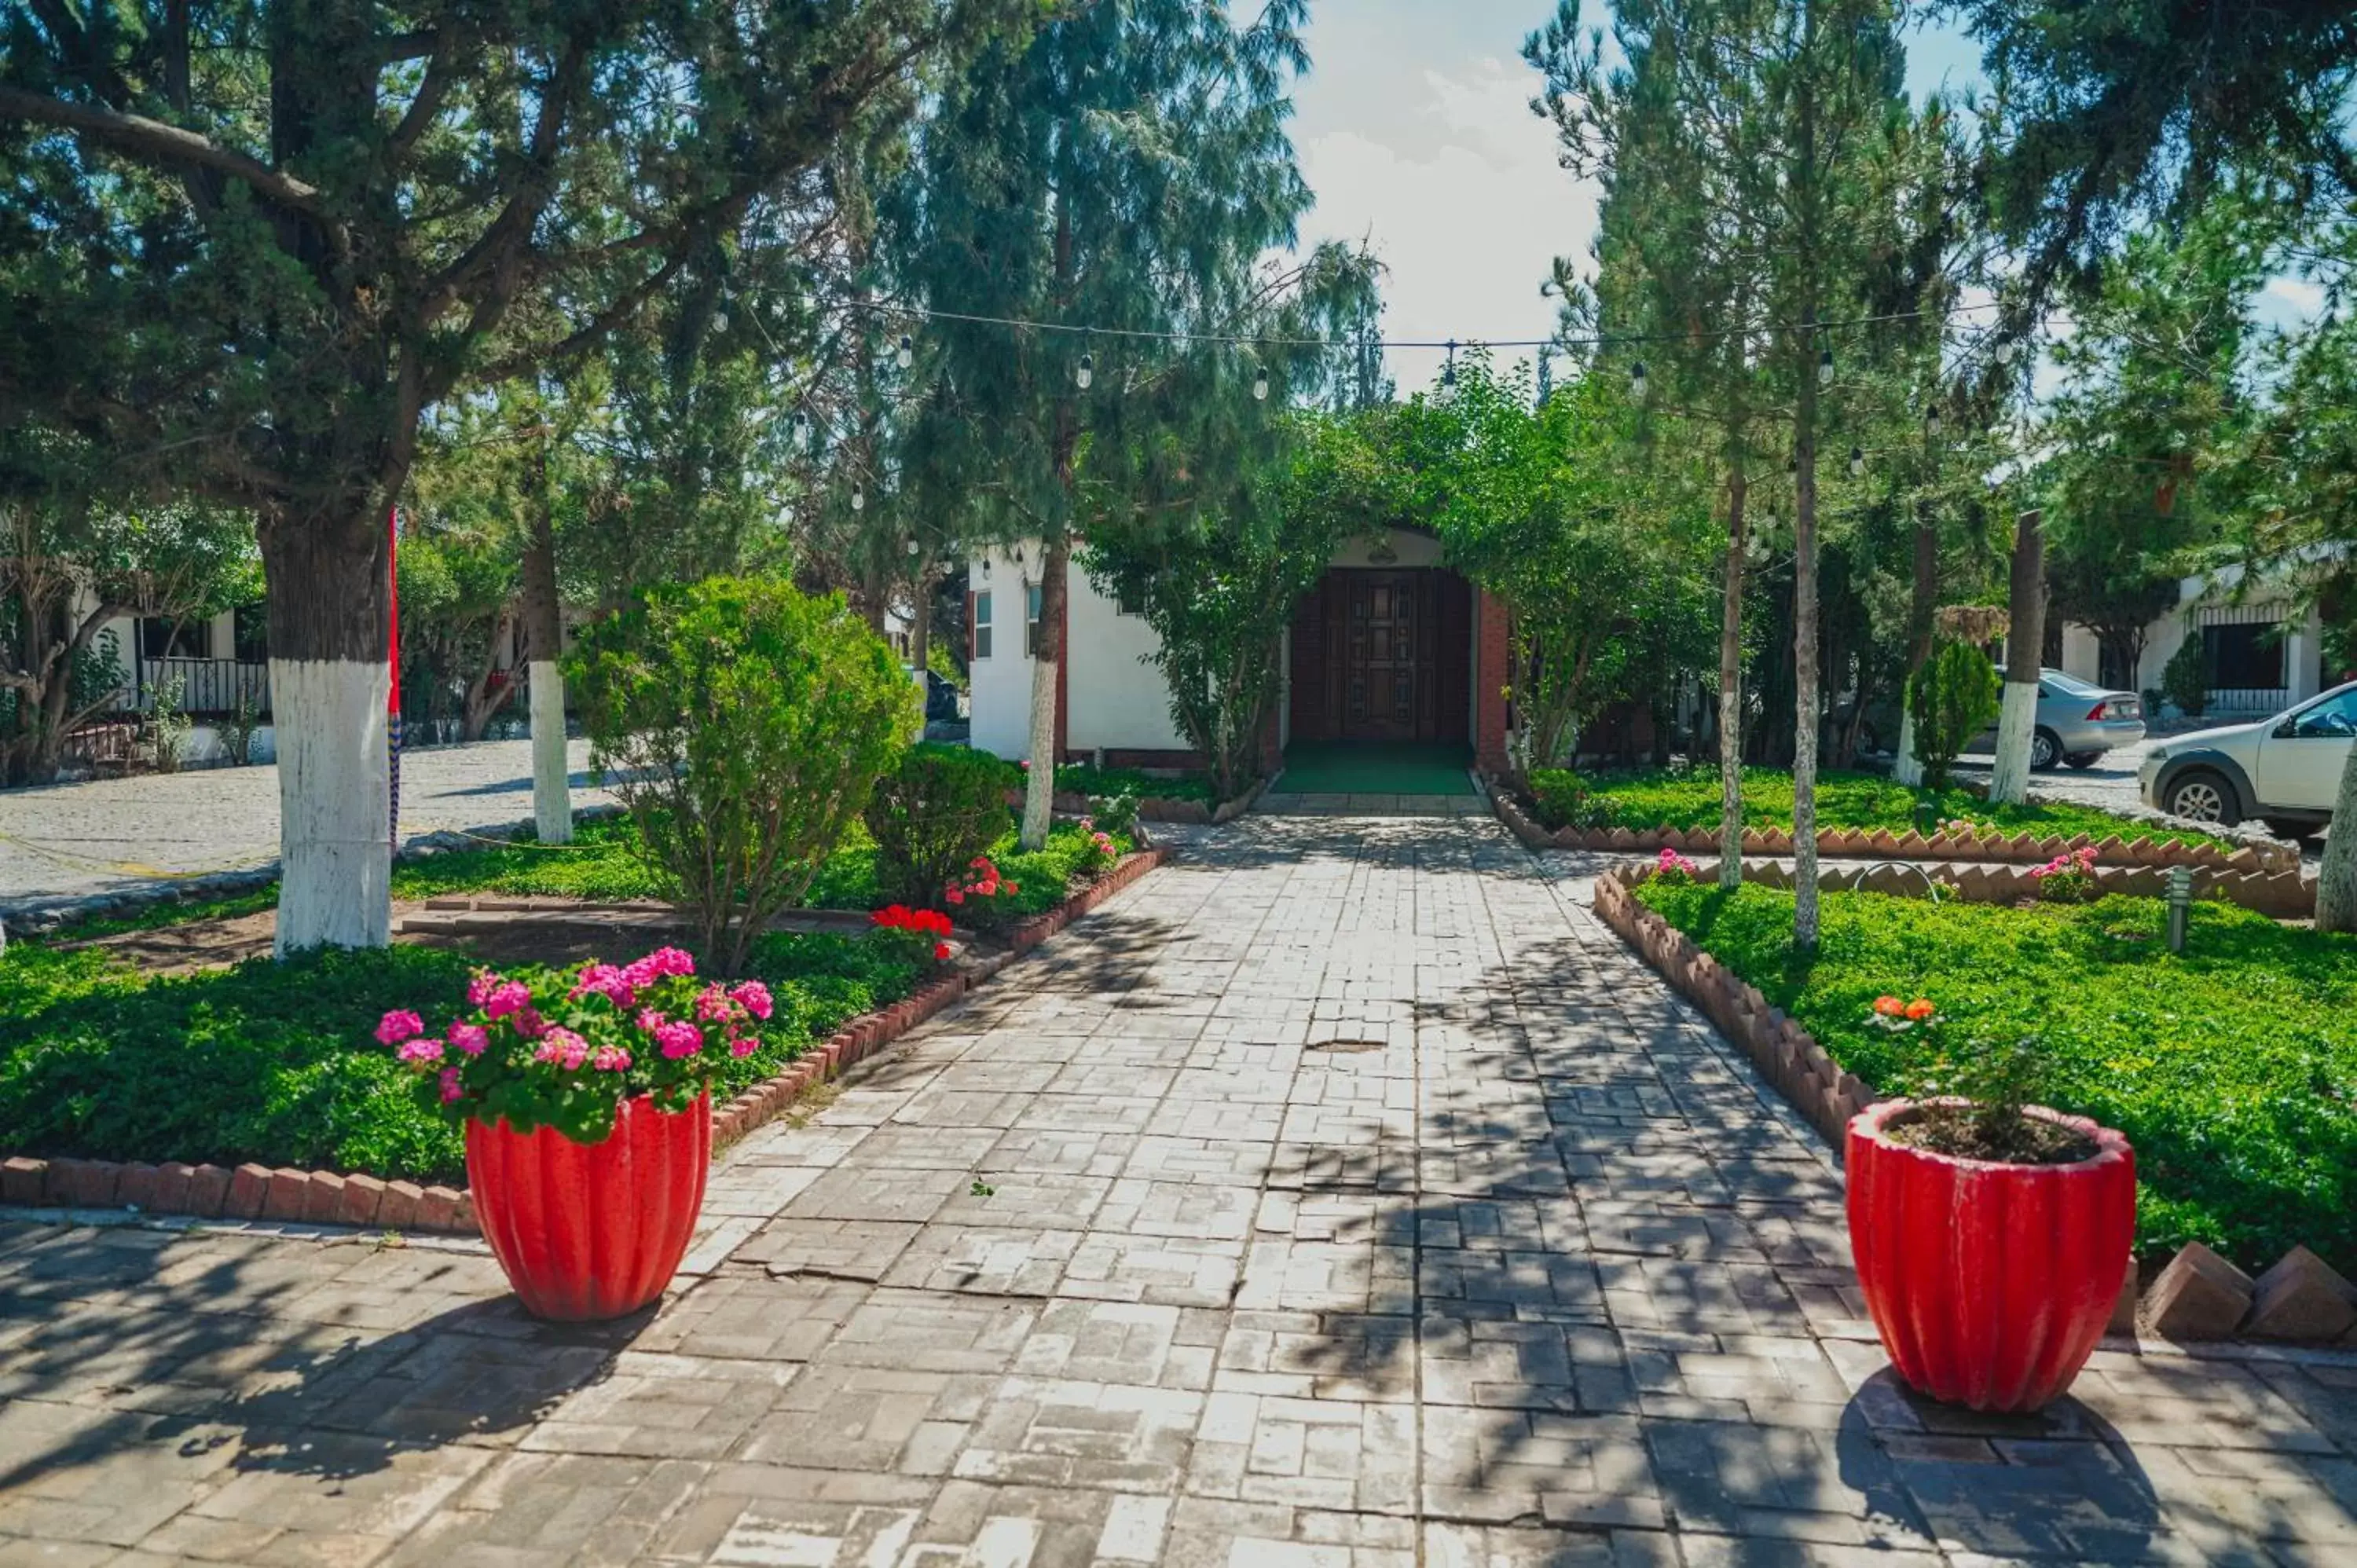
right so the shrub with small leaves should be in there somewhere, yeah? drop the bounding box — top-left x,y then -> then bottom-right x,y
865,744 -> 1014,907
1529,768 -> 1611,832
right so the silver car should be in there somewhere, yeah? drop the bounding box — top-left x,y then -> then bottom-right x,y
1981,668 -> 2148,771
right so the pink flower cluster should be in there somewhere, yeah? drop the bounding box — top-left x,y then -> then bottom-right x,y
2029,846 -> 2099,881
944,855 -> 1018,908
374,946 -> 777,1113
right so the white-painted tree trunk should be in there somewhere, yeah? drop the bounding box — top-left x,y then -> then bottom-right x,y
1989,681 -> 2037,804
2315,741 -> 2357,933
530,661 -> 573,844
272,658 -> 391,954
1021,640 -> 1057,849
1892,705 -> 1923,786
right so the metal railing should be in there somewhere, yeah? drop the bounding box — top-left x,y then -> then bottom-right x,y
117,658 -> 272,717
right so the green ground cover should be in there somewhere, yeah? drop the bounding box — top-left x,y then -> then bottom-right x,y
1537,765 -> 2225,848
1634,880 -> 2357,1275
1050,761 -> 1218,804
0,930 -> 918,1184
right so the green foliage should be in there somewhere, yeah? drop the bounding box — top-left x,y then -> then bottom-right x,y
1568,765 -> 2225,848
0,932 -> 919,1183
570,577 -> 917,976
864,744 -> 1014,905
803,820 -> 1129,933
1052,763 -> 1215,805
1635,882 -> 2357,1274
1906,641 -> 2001,789
1527,769 -> 1613,833
2162,636 -> 2209,719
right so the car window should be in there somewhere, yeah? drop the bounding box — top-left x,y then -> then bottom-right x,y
2289,688 -> 2357,738
2040,669 -> 2110,698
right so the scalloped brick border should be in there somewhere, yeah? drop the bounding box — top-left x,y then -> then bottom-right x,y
1496,790 -> 2298,875
1593,859 -> 2357,1347
1,846 -> 1172,1236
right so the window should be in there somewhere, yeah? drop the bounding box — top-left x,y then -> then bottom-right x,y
2290,688 -> 2357,738
2202,622 -> 2285,693
137,617 -> 211,660
973,592 -> 993,660
1026,583 -> 1044,657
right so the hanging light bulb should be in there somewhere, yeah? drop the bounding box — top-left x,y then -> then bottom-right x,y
850,486 -> 865,512
793,409 -> 811,441
896,333 -> 915,370
1849,445 -> 1865,479
904,537 -> 919,556
1253,368 -> 1270,402
713,312 -> 730,335
1818,346 -> 1835,385
1013,544 -> 1025,566
1441,339 -> 1458,390
1924,402 -> 1943,438
1995,335 -> 2018,365
1075,351 -> 1094,390
1629,360 -> 1648,400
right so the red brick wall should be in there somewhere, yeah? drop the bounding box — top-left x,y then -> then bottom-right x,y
1475,589 -> 1512,771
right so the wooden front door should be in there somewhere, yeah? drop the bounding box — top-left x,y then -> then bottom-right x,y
1343,573 -> 1422,739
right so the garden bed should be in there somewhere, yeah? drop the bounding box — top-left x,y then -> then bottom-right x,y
1593,866 -> 2357,1309
1,829 -> 1169,1230
1496,766 -> 2297,874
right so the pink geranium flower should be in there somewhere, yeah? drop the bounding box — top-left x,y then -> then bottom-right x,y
438,1067 -> 464,1103
447,1023 -> 489,1057
654,1020 -> 703,1060
396,1036 -> 445,1065
592,1045 -> 632,1073
533,1028 -> 590,1071
729,980 -> 773,1021
485,981 -> 531,1020
376,1010 -> 424,1046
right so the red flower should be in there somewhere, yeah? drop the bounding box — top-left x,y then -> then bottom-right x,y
1872,995 -> 1905,1018
933,942 -> 951,962
1904,998 -> 1937,1021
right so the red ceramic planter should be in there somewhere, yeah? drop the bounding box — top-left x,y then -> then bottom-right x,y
465,1091 -> 712,1321
1846,1097 -> 2135,1412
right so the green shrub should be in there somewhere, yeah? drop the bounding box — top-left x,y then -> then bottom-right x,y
1635,881 -> 2357,1275
1529,768 -> 1611,831
570,576 -> 917,975
2162,636 -> 2209,718
1906,639 -> 2001,789
865,744 -> 1014,905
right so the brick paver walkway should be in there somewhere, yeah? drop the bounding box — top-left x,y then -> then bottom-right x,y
3,815 -> 2354,1565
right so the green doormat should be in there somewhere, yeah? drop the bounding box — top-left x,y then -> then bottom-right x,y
1271,742 -> 1477,797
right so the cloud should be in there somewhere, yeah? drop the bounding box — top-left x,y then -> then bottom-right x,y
1291,51 -> 1598,393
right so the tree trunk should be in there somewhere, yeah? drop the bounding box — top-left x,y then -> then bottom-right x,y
1794,405 -> 1822,951
1021,533 -> 1067,851
522,441 -> 572,845
1892,513 -> 1937,786
1989,508 -> 2046,806
1718,465 -> 1749,889
261,504 -> 393,954
910,569 -> 933,678
2317,741 -> 2357,933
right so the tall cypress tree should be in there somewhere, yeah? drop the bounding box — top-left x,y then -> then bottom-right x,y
884,0 -> 1325,848
0,2 -> 1013,951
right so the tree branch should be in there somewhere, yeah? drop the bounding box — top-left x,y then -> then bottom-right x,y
0,86 -> 342,235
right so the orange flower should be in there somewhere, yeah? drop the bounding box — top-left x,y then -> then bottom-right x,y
1904,998 -> 1936,1021
1872,996 -> 1905,1017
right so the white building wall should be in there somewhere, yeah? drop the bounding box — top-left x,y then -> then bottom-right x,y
965,542 -> 1189,761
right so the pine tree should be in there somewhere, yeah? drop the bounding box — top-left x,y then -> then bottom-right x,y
0,1 -> 1013,950
882,0 -> 1326,848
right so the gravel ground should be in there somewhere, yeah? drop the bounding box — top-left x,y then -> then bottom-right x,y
1,738 -> 612,914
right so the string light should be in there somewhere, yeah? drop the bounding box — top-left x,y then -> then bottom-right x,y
1253,365 -> 1270,402
1818,346 -> 1835,385
1923,403 -> 1943,438
904,537 -> 919,556
1849,445 -> 1865,478
896,333 -> 915,370
1995,336 -> 2019,365
1441,339 -> 1458,390
1629,360 -> 1648,400
850,486 -> 865,512
1076,340 -> 1094,391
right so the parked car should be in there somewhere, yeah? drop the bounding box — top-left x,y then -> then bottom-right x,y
1833,668 -> 2145,771
2139,680 -> 2356,836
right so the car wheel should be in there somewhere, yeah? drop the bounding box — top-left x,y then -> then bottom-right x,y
2165,771 -> 2242,826
2030,727 -> 2062,771
2063,752 -> 2102,770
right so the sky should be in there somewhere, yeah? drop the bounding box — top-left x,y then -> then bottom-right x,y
1283,2 -> 1992,394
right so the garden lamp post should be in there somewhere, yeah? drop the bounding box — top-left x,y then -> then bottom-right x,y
2166,866 -> 2194,953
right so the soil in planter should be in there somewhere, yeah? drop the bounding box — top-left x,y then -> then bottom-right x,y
1885,1104 -> 2099,1166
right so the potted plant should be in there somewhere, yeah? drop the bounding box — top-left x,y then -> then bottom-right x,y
1844,1000 -> 2135,1412
377,946 -> 775,1321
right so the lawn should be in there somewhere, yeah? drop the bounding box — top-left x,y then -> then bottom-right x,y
0,930 -> 919,1185
1634,880 -> 2357,1276
1,815 -> 1138,1180
1536,765 -> 2226,849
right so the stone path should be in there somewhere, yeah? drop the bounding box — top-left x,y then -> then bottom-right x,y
3,815 -> 2354,1566
0,738 -> 612,914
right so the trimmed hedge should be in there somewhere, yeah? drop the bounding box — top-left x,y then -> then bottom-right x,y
1634,880 -> 2357,1276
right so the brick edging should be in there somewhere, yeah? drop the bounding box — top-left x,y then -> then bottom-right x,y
1593,860 -> 2357,1347
1691,853 -> 2315,920
0,846 -> 1174,1237
1496,789 -> 2297,874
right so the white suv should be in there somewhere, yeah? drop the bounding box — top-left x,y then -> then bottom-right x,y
2140,680 -> 2356,837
